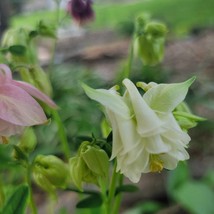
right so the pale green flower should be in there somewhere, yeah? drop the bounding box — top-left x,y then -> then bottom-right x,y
82,77 -> 195,183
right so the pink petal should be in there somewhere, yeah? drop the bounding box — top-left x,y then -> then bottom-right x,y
13,80 -> 58,109
0,84 -> 48,126
0,64 -> 12,83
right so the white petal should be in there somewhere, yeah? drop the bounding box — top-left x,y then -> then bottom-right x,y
160,154 -> 179,170
123,79 -> 163,136
143,77 -> 196,113
82,83 -> 130,119
144,135 -> 171,154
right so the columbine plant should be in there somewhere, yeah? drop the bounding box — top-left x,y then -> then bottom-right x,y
0,2 -> 205,214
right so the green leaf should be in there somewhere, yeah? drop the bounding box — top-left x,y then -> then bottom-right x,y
76,194 -> 103,208
115,184 -> 139,195
124,201 -> 162,214
167,162 -> 190,198
1,184 -> 29,214
174,181 -> 214,214
29,30 -> 39,39
8,45 -> 26,55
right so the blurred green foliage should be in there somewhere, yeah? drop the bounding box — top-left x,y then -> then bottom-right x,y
34,64 -> 105,156
10,0 -> 214,37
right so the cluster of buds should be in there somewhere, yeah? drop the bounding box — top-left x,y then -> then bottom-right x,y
33,155 -> 69,196
134,15 -> 168,65
69,141 -> 109,190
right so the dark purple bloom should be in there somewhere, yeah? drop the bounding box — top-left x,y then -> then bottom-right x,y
67,0 -> 94,25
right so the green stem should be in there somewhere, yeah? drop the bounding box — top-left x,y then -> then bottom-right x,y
99,178 -> 108,214
26,165 -> 37,214
123,38 -> 134,79
112,174 -> 124,214
108,161 -> 119,213
51,109 -> 70,160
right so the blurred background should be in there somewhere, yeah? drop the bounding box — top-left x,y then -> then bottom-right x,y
0,0 -> 214,213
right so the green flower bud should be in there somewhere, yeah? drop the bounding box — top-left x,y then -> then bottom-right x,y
69,141 -> 109,190
37,20 -> 56,39
17,128 -> 37,154
134,18 -> 168,65
18,65 -> 53,97
135,14 -> 150,35
1,28 -> 28,56
1,28 -> 36,64
33,155 -> 69,195
173,102 -> 206,131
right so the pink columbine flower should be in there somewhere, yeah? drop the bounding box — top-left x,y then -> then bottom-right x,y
67,0 -> 94,25
0,64 -> 57,143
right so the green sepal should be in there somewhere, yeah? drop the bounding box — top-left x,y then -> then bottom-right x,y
12,145 -> 28,164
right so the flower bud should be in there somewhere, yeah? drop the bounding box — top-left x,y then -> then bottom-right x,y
37,20 -> 56,39
69,141 -> 109,190
1,28 -> 35,64
134,16 -> 168,65
17,128 -> 37,154
1,28 -> 28,56
33,155 -> 69,195
18,65 -> 53,97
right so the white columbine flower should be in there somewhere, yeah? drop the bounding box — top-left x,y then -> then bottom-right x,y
82,77 -> 195,183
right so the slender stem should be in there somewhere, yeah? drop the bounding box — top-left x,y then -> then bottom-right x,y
99,178 -> 108,214
47,0 -> 70,160
51,109 -> 70,160
112,174 -> 124,214
123,38 -> 134,79
108,161 -> 119,213
26,165 -> 37,214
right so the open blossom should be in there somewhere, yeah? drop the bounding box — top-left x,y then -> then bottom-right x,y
0,64 -> 57,143
83,77 -> 195,183
67,0 -> 94,24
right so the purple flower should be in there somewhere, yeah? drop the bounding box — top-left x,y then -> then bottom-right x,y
67,0 -> 94,24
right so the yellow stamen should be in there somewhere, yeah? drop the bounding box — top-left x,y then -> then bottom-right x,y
149,154 -> 163,173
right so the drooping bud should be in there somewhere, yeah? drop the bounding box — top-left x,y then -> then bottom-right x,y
18,65 -> 53,97
33,155 -> 69,196
1,28 -> 36,64
1,28 -> 28,56
12,128 -> 37,162
134,15 -> 168,65
37,20 -> 56,39
69,141 -> 109,190
17,128 -> 37,154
